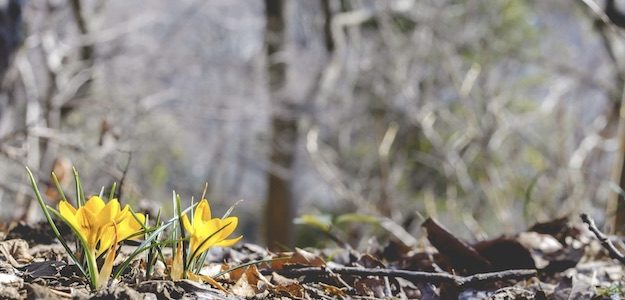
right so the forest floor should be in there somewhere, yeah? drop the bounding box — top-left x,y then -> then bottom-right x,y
0,215 -> 622,299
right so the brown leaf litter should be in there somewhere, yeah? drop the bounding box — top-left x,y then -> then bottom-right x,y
0,215 -> 622,299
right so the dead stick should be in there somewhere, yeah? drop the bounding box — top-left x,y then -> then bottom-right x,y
581,213 -> 625,265
263,267 -> 536,288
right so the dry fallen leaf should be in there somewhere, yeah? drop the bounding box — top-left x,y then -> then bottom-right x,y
0,239 -> 33,267
270,272 -> 298,286
270,252 -> 293,270
231,273 -> 256,298
227,265 -> 246,283
291,248 -> 326,267
271,248 -> 326,270
244,265 -> 273,290
273,283 -> 305,299
269,272 -> 307,298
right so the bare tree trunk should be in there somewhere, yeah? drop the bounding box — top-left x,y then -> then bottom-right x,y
609,99 -> 625,232
264,0 -> 295,249
0,0 -> 21,82
0,0 -> 22,141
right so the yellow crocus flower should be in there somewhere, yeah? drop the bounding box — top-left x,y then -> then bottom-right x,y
182,199 -> 242,259
26,166 -> 150,290
58,196 -> 128,254
58,196 -> 145,288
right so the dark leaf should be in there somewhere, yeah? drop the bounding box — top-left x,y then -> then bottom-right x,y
422,218 -> 491,274
19,261 -> 65,277
473,237 -> 536,271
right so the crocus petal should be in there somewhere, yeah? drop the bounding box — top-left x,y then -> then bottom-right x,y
114,204 -> 130,224
59,201 -> 89,245
117,212 -> 145,241
215,235 -> 243,247
193,199 -> 211,228
196,239 -> 216,255
98,226 -> 115,256
83,196 -> 106,214
195,218 -> 238,254
59,201 -> 79,228
59,200 -> 77,215
77,208 -> 100,250
182,214 -> 194,236
189,235 -> 203,258
80,206 -> 96,224
192,219 -> 218,255
194,218 -> 221,248
216,217 -> 238,240
199,199 -> 211,220
95,199 -> 120,228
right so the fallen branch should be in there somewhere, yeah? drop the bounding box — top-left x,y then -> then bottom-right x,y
580,213 -> 625,265
263,266 -> 536,288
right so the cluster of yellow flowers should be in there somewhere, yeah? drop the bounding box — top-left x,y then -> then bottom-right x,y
27,168 -> 242,290
57,196 -> 145,288
59,197 -> 145,257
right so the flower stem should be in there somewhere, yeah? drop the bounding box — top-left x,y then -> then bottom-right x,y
86,248 -> 99,289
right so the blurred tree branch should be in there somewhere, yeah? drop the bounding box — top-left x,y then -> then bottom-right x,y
580,0 -> 625,233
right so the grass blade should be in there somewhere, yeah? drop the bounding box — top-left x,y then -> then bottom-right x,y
175,194 -> 189,277
51,172 -> 68,203
112,202 -> 198,280
72,167 -> 85,206
108,182 -> 117,200
222,200 -> 242,219
26,168 -> 88,277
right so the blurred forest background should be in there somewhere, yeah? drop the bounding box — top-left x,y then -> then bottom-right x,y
0,0 -> 624,249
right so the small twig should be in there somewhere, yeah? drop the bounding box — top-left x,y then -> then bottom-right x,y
263,266 -> 536,288
49,288 -> 72,298
459,270 -> 536,287
580,213 -> 625,265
